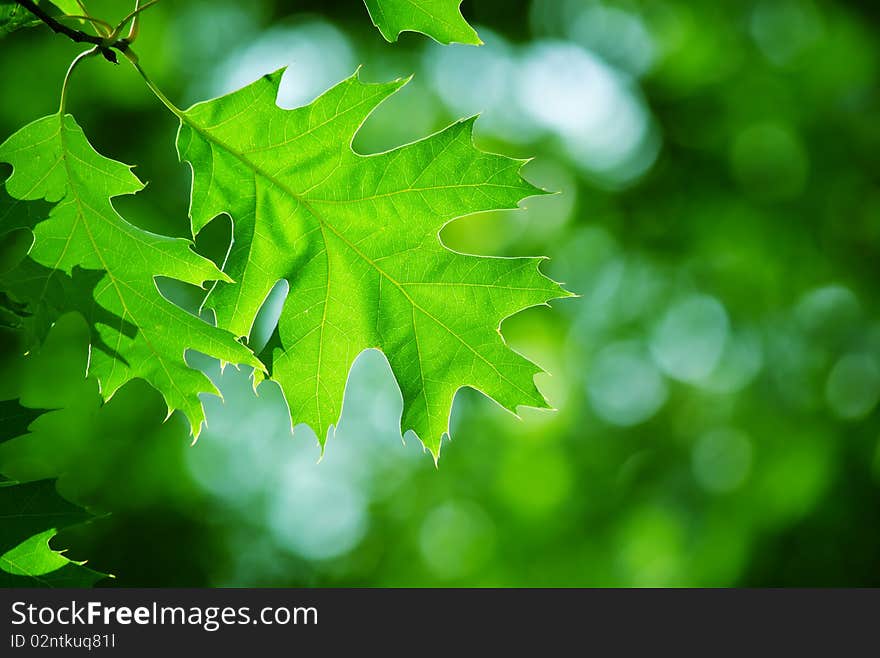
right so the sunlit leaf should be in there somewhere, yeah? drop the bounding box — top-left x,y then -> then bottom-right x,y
363,0 -> 480,45
0,114 -> 264,434
178,70 -> 570,457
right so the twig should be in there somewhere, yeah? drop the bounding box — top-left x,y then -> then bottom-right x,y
14,0 -> 129,63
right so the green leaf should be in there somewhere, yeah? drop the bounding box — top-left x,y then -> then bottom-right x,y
0,479 -> 106,587
46,0 -> 81,15
0,189 -> 116,348
0,2 -> 41,37
363,0 -> 481,45
0,398 -> 48,444
0,113 -> 264,434
177,70 -> 570,457
0,0 -> 77,38
1,256 -> 140,365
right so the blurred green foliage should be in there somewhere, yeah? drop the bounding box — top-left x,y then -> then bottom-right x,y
1,0 -> 879,586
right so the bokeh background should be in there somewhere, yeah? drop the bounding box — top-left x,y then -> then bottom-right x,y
1,0 -> 880,586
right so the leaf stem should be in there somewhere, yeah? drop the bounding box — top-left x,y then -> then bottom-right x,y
74,0 -> 110,36
122,49 -> 184,119
20,0 -> 176,117
59,47 -> 99,113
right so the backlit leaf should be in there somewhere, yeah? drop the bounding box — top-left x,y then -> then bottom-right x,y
0,114 -> 264,434
177,70 -> 570,457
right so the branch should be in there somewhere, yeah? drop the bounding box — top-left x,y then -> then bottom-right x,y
14,0 -> 129,63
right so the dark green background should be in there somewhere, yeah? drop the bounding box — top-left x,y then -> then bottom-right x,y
1,0 -> 879,586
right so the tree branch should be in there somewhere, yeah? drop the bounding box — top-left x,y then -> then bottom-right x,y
14,0 -> 129,63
